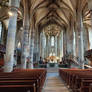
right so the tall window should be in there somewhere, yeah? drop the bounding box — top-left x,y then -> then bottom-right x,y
51,36 -> 54,46
0,22 -> 2,43
89,28 -> 92,49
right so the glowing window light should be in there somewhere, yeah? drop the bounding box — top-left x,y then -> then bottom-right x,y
18,42 -> 21,48
8,11 -> 13,16
51,36 -> 54,46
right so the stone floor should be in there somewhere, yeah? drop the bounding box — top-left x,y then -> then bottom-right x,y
42,68 -> 71,92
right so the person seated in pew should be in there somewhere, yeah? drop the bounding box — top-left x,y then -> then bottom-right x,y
39,57 -> 43,64
26,56 -> 30,68
13,55 -> 17,67
59,61 -> 62,64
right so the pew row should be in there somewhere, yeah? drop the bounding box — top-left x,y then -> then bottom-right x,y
59,69 -> 92,92
0,69 -> 47,92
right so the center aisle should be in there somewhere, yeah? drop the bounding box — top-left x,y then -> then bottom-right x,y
42,68 -> 71,92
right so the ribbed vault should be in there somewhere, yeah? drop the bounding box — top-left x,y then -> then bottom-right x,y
0,0 -> 91,35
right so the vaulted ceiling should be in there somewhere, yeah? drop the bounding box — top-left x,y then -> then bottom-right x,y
0,0 -> 91,36
30,0 -> 88,27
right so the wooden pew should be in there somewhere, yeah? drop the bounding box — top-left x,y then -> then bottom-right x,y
0,69 -> 47,92
0,84 -> 36,92
59,69 -> 92,92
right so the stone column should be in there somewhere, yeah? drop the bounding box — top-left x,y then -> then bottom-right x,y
59,31 -> 63,58
48,36 -> 50,56
41,31 -> 45,59
4,0 -> 20,72
63,30 -> 67,56
46,35 -> 48,57
44,35 -> 47,58
36,30 -> 39,61
49,36 -> 51,55
75,25 -> 78,57
33,31 -> 37,62
75,1 -> 84,68
80,18 -> 85,68
55,36 -> 57,56
39,32 -> 42,57
37,32 -> 41,60
21,0 -> 30,69
40,32 -> 45,58
28,28 -> 35,69
83,27 -> 90,51
66,19 -> 74,55
73,27 -> 76,56
57,35 -> 60,57
83,26 -> 90,64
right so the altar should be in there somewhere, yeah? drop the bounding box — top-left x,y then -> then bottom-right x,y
47,63 -> 58,68
46,55 -> 60,68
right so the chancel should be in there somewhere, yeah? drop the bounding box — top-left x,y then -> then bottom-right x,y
0,0 -> 92,92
